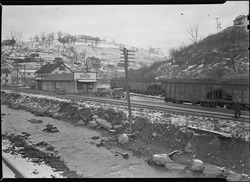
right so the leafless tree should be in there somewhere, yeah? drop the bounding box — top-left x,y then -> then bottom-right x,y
41,31 -> 46,42
9,31 -> 23,43
187,23 -> 201,45
34,34 -> 40,42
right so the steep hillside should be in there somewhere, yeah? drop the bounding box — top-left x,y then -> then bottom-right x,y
132,26 -> 249,81
1,39 -> 165,82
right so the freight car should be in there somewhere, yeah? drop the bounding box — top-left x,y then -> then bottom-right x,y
110,78 -> 163,95
161,78 -> 249,110
110,77 -> 249,110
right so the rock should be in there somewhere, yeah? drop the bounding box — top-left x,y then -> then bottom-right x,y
92,115 -> 99,120
152,154 -> 174,166
96,118 -> 112,130
52,113 -> 61,118
45,145 -> 54,151
88,120 -> 98,128
118,133 -> 129,145
28,119 -> 43,124
114,125 -> 123,130
50,128 -> 59,133
191,159 -> 204,172
74,119 -> 85,126
165,162 -> 186,171
226,173 -> 243,181
152,132 -> 157,137
46,124 -> 54,132
91,136 -> 100,140
203,164 -> 222,177
185,142 -> 193,153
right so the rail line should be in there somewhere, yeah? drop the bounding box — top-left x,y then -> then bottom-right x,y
2,87 -> 249,122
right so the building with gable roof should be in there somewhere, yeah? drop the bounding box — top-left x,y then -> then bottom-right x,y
36,62 -> 98,93
35,62 -> 73,89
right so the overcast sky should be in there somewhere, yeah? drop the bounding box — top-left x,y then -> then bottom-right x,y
2,2 -> 249,54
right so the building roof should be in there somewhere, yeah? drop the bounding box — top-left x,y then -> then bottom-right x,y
36,62 -> 63,73
43,73 -> 74,81
1,69 -> 11,74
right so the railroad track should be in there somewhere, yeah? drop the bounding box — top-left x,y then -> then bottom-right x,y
2,156 -> 26,178
2,87 -> 249,122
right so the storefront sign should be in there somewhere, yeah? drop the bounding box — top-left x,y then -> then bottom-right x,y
74,72 -> 96,80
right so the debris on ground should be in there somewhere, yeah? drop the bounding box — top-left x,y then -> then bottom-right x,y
88,120 -> 98,128
28,119 -> 43,124
165,162 -> 186,171
118,133 -> 129,145
43,124 -> 59,133
91,136 -> 100,140
191,159 -> 204,172
226,173 -> 243,181
203,164 -> 223,177
74,119 -> 85,126
152,154 -> 174,166
115,151 -> 129,159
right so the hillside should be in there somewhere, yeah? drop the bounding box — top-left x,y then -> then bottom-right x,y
1,39 -> 165,82
130,26 -> 249,81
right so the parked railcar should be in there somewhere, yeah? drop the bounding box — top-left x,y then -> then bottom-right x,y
110,78 -> 162,95
162,79 -> 249,110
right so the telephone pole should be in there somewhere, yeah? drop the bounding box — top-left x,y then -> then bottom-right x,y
120,48 -> 135,123
215,17 -> 220,33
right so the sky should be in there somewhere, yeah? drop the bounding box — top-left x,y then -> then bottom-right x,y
2,2 -> 249,55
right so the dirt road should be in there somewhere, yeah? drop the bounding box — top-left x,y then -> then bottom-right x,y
1,105 -> 184,178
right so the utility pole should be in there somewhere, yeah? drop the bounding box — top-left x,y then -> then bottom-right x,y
215,17 -> 220,33
120,48 -> 135,124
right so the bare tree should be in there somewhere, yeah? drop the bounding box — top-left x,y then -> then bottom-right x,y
34,34 -> 40,42
187,23 -> 200,45
41,31 -> 46,42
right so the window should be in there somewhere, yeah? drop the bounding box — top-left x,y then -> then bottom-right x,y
55,72 -> 58,74
6,73 -> 8,77
89,84 -> 93,89
59,66 -> 65,71
27,73 -> 30,76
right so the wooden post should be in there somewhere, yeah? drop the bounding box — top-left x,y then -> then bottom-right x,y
123,48 -> 132,123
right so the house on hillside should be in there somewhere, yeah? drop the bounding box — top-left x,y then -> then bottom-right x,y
1,69 -> 12,86
233,15 -> 248,27
11,70 -> 37,86
86,56 -> 101,70
1,39 -> 16,46
35,62 -> 73,89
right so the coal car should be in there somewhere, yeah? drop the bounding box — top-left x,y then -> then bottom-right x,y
161,78 -> 249,110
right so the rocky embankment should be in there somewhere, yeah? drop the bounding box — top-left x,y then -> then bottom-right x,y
1,90 -> 249,180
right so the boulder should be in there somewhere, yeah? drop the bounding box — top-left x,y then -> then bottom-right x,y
45,145 -> 54,151
191,159 -> 204,172
203,164 -> 222,177
185,142 -> 193,153
88,120 -> 98,128
52,113 -> 61,118
114,125 -> 123,130
92,115 -> 99,120
165,162 -> 186,171
118,133 -> 129,145
226,173 -> 243,181
152,132 -> 157,137
96,118 -> 112,130
50,128 -> 59,133
74,119 -> 85,126
152,154 -> 174,166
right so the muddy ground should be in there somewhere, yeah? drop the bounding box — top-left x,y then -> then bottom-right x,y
1,90 -> 249,179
